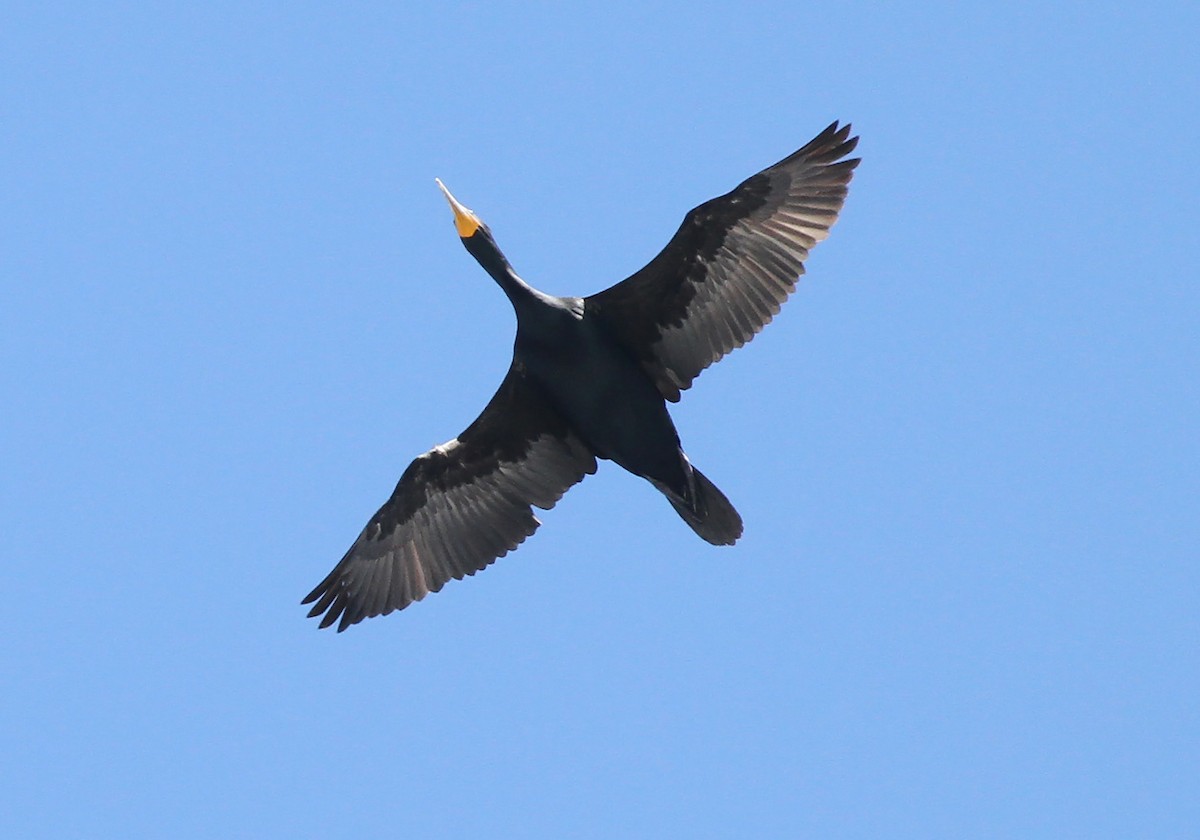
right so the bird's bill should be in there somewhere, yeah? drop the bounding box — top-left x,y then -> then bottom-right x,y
435,178 -> 483,239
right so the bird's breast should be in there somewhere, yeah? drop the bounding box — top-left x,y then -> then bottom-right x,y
516,319 -> 682,472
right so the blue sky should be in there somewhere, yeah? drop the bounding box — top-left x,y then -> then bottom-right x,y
2,3 -> 1197,837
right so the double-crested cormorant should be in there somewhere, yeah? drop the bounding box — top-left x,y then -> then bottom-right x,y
304,122 -> 859,630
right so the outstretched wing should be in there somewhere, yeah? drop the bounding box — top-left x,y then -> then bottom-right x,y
303,363 -> 597,631
585,121 -> 859,402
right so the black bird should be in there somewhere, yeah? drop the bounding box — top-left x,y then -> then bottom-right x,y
304,122 -> 859,630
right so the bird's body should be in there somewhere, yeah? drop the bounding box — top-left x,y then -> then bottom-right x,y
517,295 -> 689,497
465,220 -> 711,533
304,122 -> 859,630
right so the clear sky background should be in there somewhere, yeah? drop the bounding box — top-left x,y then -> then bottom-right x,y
3,3 -> 1197,838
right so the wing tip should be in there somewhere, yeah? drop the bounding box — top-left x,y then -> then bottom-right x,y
780,120 -> 860,171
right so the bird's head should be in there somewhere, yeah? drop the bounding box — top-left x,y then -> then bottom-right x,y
436,178 -> 489,240
435,178 -> 516,282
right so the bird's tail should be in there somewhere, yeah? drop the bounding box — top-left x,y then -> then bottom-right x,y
665,465 -> 743,546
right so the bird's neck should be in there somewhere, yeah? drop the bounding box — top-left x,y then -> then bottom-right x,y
467,238 -> 550,313
490,261 -> 535,303
499,267 -> 569,324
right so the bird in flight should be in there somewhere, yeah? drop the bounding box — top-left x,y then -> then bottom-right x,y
304,122 -> 859,630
